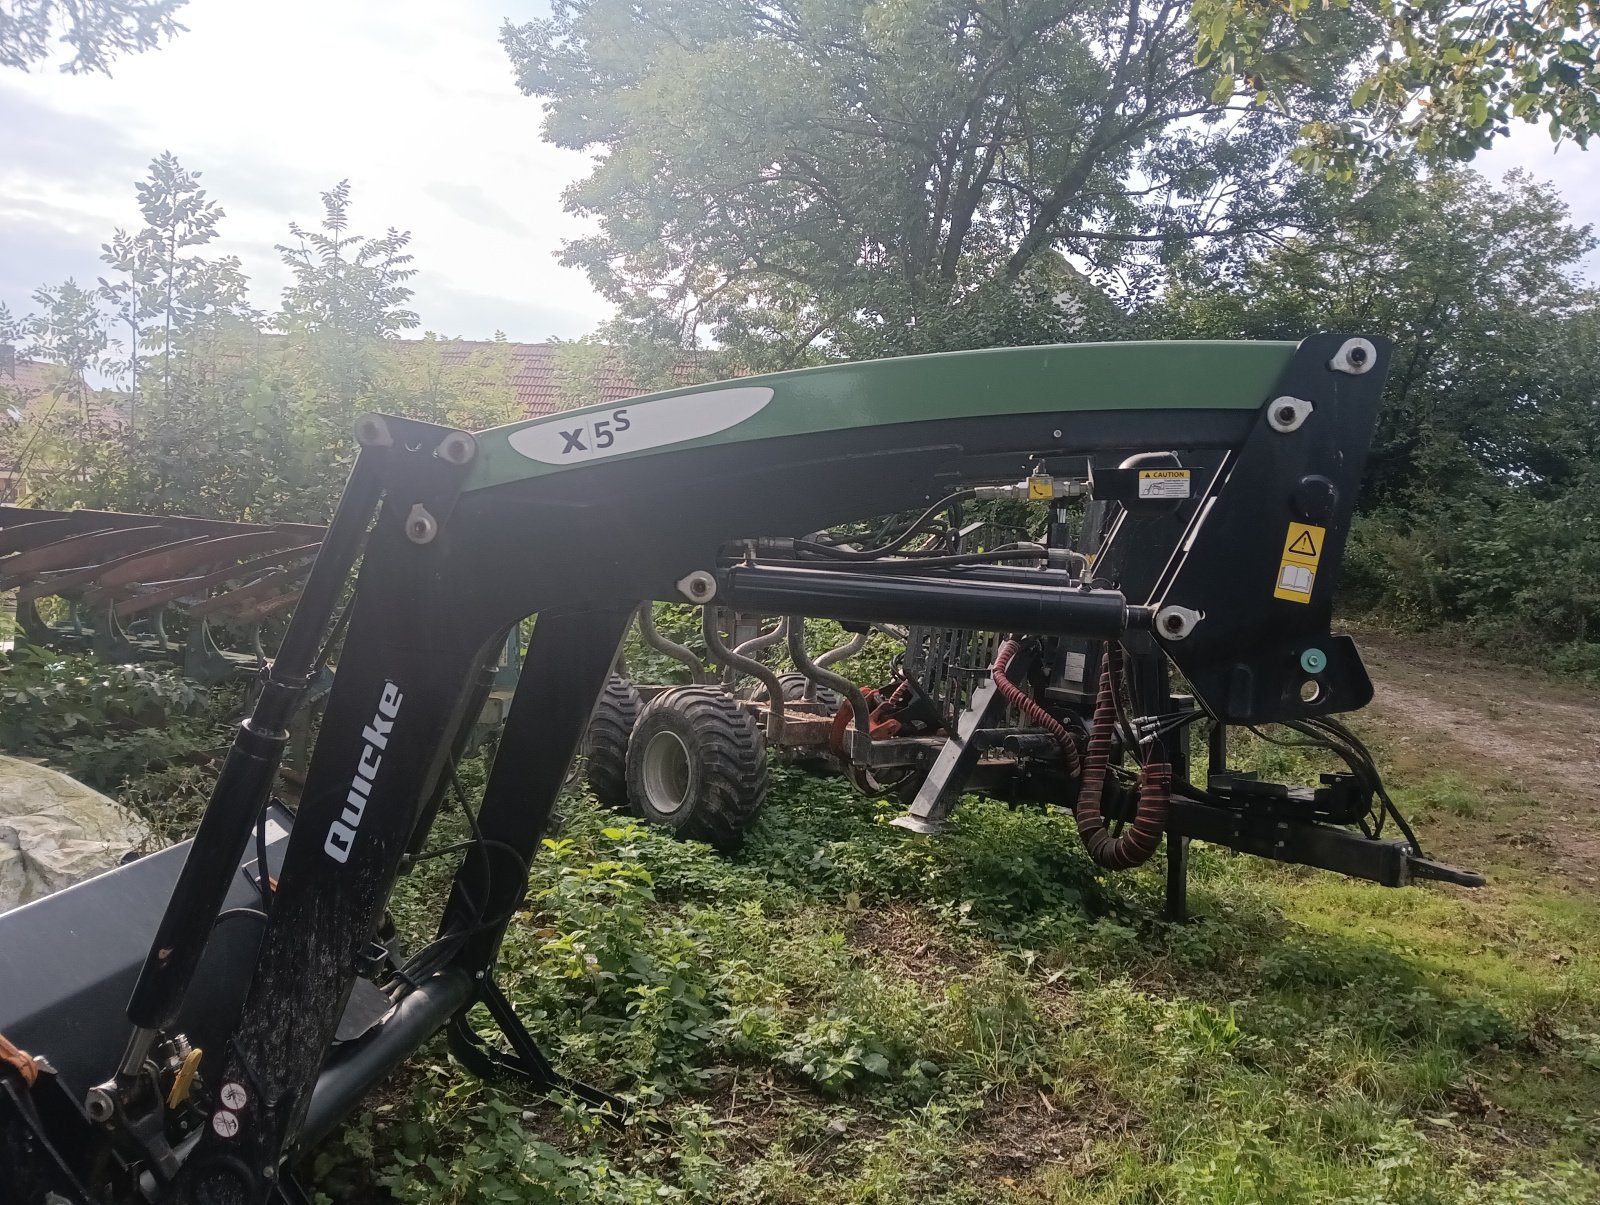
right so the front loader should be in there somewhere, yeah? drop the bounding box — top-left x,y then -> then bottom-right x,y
0,332 -> 1479,1204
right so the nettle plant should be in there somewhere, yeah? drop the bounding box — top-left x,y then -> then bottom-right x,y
0,647 -> 230,797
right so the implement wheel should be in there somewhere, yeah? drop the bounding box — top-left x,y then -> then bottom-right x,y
755,670 -> 842,714
625,686 -> 768,850
584,674 -> 641,810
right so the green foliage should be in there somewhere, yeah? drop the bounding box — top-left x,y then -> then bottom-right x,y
779,1013 -> 895,1093
1163,162 -> 1600,671
97,151 -> 255,422
7,159 -> 523,522
620,604 -> 704,685
3,649 -> 1591,1201
277,181 -> 420,341
367,1074 -> 716,1205
739,771 -> 1112,933
14,329 -> 522,523
18,278 -> 108,425
548,336 -> 611,409
503,0 -> 1365,366
0,0 -> 187,74
1341,488 -> 1600,676
1164,165 -> 1598,504
0,646 -> 233,835
1,277 -> 117,504
503,828 -> 720,1091
1191,0 -> 1600,168
0,646 -> 202,754
306,749 -> 1600,1203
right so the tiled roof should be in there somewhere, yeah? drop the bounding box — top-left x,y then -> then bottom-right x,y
0,355 -> 129,427
425,340 -> 712,419
0,354 -> 53,398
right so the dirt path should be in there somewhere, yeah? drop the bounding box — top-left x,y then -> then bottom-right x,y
1352,630 -> 1600,882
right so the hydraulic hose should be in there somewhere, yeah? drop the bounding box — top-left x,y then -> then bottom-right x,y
800,489 -> 977,560
816,629 -> 869,669
787,617 -> 872,744
991,639 -> 1081,778
637,602 -> 709,684
703,607 -> 785,739
1074,643 -> 1169,870
732,620 -> 786,659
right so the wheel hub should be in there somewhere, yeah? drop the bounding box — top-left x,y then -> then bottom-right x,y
640,729 -> 692,815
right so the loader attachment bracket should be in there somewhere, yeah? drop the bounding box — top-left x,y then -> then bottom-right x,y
1149,332 -> 1390,723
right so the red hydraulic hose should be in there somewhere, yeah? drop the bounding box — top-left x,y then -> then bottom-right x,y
992,639 -> 1082,778
1072,643 -> 1170,870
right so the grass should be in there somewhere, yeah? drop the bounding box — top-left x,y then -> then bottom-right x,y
306,733 -> 1600,1205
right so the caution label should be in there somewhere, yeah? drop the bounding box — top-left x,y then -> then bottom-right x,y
1138,468 -> 1191,500
1273,521 -> 1326,603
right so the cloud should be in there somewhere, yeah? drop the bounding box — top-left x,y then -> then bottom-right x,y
1478,125 -> 1600,282
415,278 -> 605,343
0,81 -> 145,190
0,0 -> 608,340
423,181 -> 531,239
0,212 -> 111,310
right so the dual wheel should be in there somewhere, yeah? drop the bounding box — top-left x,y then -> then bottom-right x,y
583,676 -> 769,851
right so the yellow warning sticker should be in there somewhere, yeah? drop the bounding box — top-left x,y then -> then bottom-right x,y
1137,468 -> 1191,500
1274,521 -> 1326,603
1027,476 -> 1054,500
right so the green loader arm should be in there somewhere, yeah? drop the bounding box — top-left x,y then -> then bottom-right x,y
465,339 -> 1294,490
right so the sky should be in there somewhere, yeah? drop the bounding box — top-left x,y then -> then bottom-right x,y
3,0 -> 1598,346
1,0 -> 608,342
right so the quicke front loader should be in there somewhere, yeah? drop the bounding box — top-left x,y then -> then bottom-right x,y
0,333 -> 1480,1204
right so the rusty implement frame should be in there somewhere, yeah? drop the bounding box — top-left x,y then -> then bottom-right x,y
0,507 -> 325,683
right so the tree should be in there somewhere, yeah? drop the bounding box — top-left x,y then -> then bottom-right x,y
96,241 -> 151,415
1,0 -> 187,73
14,170 -> 518,523
504,0 -> 1375,365
0,280 -> 111,502
273,180 -> 423,421
25,278 -> 109,423
504,2 -> 1600,366
60,329 -> 521,524
1160,162 -> 1600,650
1161,165 -> 1598,504
98,152 -> 253,421
1194,0 -> 1600,167
0,301 -> 32,430
277,181 -> 420,341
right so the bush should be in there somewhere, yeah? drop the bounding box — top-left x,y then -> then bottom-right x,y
0,647 -> 236,834
1340,479 -> 1600,678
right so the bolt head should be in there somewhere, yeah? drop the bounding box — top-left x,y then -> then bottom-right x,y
405,504 -> 439,544
1329,337 -> 1377,375
436,431 -> 477,465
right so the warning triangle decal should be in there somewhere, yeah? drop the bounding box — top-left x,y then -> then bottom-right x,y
1289,530 -> 1318,556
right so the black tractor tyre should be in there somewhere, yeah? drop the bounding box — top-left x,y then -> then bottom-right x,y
584,674 -> 642,810
755,671 -> 842,714
625,686 -> 769,851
